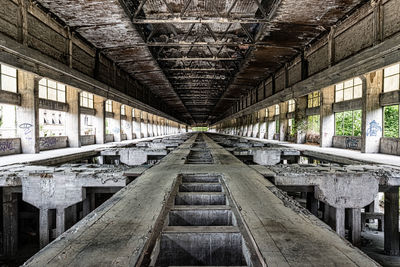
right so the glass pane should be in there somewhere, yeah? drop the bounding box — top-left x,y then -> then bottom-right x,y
354,85 -> 362,99
39,85 -> 47,99
308,99 -> 312,108
384,105 -> 400,138
335,83 -> 343,90
58,90 -> 65,102
335,90 -> 343,102
343,88 -> 353,101
39,78 -> 47,86
82,97 -> 88,107
1,65 -> 17,77
57,83 -> 66,91
344,79 -> 353,88
343,111 -> 353,136
308,116 -> 313,132
1,76 -> 17,92
48,88 -> 57,101
335,112 -> 343,136
88,99 -> 93,109
313,96 -> 319,107
47,80 -> 56,89
353,110 -> 362,136
354,77 -> 362,86
384,75 -> 399,92
384,64 -> 400,77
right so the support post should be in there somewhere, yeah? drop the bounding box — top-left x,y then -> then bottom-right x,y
349,208 -> 361,246
39,208 -> 50,248
320,85 -> 335,147
384,187 -> 399,255
65,86 -> 80,147
2,188 -> 18,256
93,95 -> 105,144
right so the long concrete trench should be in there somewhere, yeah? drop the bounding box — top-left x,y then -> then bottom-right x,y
24,133 -> 379,266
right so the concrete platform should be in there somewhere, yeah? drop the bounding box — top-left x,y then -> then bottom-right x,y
23,133 -> 379,266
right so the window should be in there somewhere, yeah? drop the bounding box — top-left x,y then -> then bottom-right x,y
308,91 -> 320,108
0,64 -> 17,93
140,112 -> 144,119
132,108 -> 135,117
275,119 -> 280,134
265,108 -> 269,118
384,64 -> 400,92
335,110 -> 362,136
288,118 -> 295,136
307,115 -> 320,134
256,111 -> 260,120
39,78 -> 66,103
0,104 -> 17,138
105,100 -> 113,113
80,91 -> 93,108
275,104 -> 280,116
288,99 -> 295,113
39,109 -> 66,137
383,105 -> 399,138
81,114 -> 95,135
335,77 -> 362,102
121,105 -> 126,116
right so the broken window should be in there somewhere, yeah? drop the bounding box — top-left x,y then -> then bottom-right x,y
335,77 -> 362,102
80,91 -> 94,108
39,78 -> 66,103
384,64 -> 400,92
0,64 -> 17,93
307,115 -> 320,134
383,105 -> 399,138
308,91 -> 320,108
335,110 -> 362,136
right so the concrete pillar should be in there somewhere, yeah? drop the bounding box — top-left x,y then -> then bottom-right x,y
56,208 -> 65,237
111,101 -> 121,142
349,208 -> 361,246
133,109 -> 141,139
295,96 -> 308,144
141,113 -> 148,138
361,71 -> 383,153
65,87 -> 80,147
384,187 -> 399,255
39,208 -> 50,248
279,102 -> 288,141
306,192 -> 318,216
123,106 -> 133,140
93,95 -> 105,144
320,85 -> 335,147
267,120 -> 275,140
16,72 -> 39,153
329,207 -> 345,237
2,188 -> 18,256
323,203 -> 330,224
82,197 -> 90,217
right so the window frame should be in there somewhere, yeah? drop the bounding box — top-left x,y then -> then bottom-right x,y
39,78 -> 66,103
383,104 -> 400,138
79,91 -> 94,109
0,64 -> 18,93
307,91 -> 320,108
307,115 -> 320,134
275,104 -> 280,116
105,100 -> 113,113
121,104 -> 126,116
334,110 -> 362,137
383,63 -> 400,93
288,99 -> 295,113
334,77 -> 362,103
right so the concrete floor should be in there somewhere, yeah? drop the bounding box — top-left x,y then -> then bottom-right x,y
23,133 -> 379,266
361,230 -> 400,267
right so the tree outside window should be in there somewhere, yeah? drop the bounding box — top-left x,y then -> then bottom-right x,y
383,105 -> 399,138
307,115 -> 320,134
335,110 -> 362,136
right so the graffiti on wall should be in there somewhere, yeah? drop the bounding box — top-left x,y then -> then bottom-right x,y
366,120 -> 382,137
19,123 -> 33,140
345,137 -> 359,149
0,140 -> 14,152
40,137 -> 57,148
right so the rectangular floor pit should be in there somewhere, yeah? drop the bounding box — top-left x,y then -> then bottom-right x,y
181,174 -> 220,183
156,229 -> 248,266
175,193 -> 226,205
168,208 -> 235,226
186,150 -> 214,164
179,183 -> 222,192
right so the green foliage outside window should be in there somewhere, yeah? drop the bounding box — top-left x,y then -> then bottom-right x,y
275,119 -> 280,134
193,127 -> 208,132
384,105 -> 399,138
307,115 -> 320,134
335,110 -> 362,136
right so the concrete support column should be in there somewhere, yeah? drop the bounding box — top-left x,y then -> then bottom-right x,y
323,203 -> 330,224
93,95 -> 105,144
306,192 -> 318,216
111,102 -> 121,142
16,73 -> 39,153
279,102 -> 288,141
329,207 -> 345,237
361,71 -> 383,153
65,87 -> 80,147
320,85 -> 335,147
2,188 -> 18,256
268,120 -> 275,140
133,110 -> 141,139
295,96 -> 308,144
56,208 -> 65,237
82,197 -> 90,217
39,208 -> 50,248
384,187 -> 399,255
124,106 -> 133,140
349,208 -> 361,246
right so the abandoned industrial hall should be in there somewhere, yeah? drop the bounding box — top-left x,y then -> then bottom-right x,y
1,0 -> 400,266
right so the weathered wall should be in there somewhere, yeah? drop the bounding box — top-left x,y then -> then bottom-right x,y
380,137 -> 400,156
105,134 -> 114,143
80,135 -> 95,146
39,136 -> 68,151
332,136 -> 362,150
0,138 -> 21,156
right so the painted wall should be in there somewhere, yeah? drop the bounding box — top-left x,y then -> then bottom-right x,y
0,138 -> 21,156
